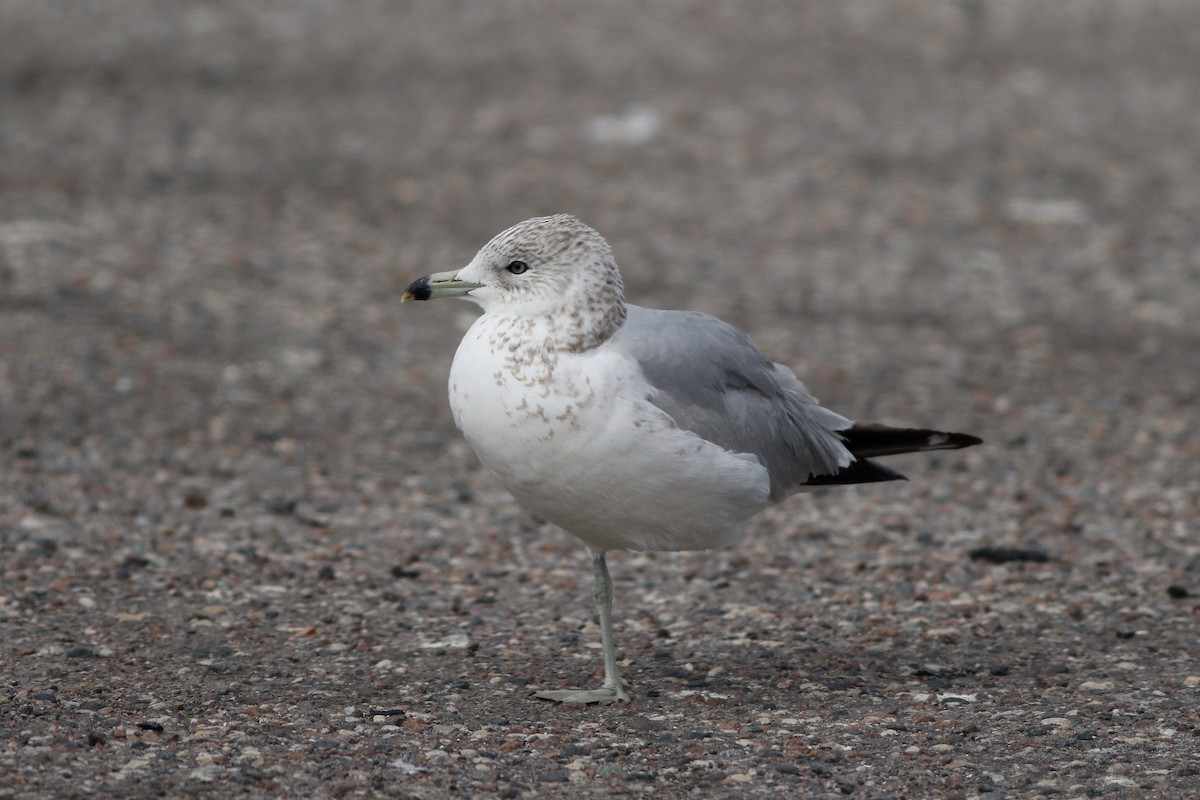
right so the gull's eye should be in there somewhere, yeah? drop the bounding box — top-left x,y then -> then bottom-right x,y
506,260 -> 529,275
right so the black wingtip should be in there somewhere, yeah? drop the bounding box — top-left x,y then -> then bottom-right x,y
803,458 -> 907,487
939,432 -> 983,449
840,424 -> 982,459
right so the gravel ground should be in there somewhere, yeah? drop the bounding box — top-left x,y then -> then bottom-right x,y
3,2 -> 1199,798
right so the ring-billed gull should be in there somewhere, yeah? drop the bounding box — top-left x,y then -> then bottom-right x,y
402,214 -> 980,704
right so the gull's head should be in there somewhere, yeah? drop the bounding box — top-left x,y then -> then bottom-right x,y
403,214 -> 627,347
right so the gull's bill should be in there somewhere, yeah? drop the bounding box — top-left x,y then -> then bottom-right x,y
401,269 -> 483,302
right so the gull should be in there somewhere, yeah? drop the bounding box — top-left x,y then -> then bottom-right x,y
402,215 -> 980,704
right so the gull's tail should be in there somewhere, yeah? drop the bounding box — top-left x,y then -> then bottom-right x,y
803,424 -> 982,487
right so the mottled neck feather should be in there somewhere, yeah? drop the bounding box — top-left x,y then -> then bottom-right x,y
555,254 -> 628,353
561,300 -> 627,353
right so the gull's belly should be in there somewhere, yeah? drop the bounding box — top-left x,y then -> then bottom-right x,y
448,319 -> 772,551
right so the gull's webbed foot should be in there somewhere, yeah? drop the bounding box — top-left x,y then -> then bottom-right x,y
534,679 -> 631,705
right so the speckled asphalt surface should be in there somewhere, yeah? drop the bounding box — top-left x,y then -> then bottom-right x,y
2,2 -> 1199,798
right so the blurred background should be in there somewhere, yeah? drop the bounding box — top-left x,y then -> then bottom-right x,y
2,1 -> 1198,796
3,2 -> 1196,452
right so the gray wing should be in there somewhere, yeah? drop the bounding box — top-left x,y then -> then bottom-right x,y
610,305 -> 856,500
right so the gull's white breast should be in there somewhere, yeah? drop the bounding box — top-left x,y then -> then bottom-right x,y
448,314 -> 772,551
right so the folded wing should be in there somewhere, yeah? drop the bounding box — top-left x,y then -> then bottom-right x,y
612,306 -> 980,500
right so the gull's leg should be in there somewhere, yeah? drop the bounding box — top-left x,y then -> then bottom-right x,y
592,549 -> 632,697
534,549 -> 631,704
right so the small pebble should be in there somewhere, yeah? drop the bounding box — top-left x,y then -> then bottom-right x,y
182,491 -> 207,509
1080,681 -> 1114,692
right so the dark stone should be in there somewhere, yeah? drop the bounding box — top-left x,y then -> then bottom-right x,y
265,497 -> 296,515
120,555 -> 151,571
968,546 -> 1049,564
230,771 -> 263,786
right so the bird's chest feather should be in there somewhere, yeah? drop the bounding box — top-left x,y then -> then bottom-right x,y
447,315 -> 622,488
